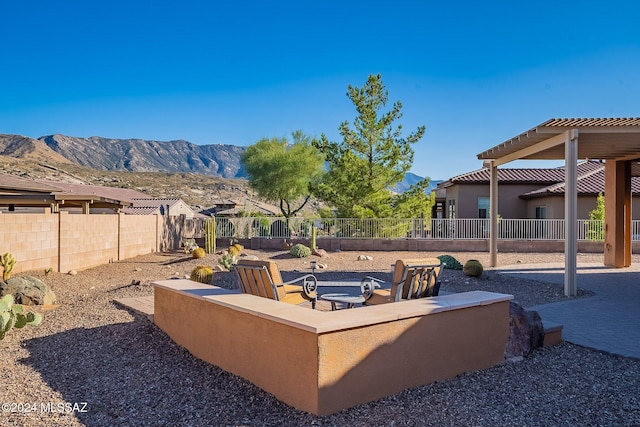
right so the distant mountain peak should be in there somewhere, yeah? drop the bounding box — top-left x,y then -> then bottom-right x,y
36,134 -> 246,178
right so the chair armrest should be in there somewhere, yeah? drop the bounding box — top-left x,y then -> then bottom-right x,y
360,276 -> 384,300
282,274 -> 317,299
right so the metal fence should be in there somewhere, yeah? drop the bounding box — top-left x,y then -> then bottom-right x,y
204,217 -> 637,242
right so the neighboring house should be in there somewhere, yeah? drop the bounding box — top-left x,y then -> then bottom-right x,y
201,197 -> 281,217
0,174 -> 198,216
434,161 -> 640,220
0,174 -> 145,213
122,198 -> 200,218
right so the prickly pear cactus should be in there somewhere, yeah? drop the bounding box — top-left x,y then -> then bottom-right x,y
218,252 -> 238,270
289,244 -> 311,258
190,265 -> 213,284
437,254 -> 463,270
0,294 -> 43,340
191,247 -> 206,259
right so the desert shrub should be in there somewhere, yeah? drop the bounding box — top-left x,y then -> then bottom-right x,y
289,243 -> 311,258
437,254 -> 463,270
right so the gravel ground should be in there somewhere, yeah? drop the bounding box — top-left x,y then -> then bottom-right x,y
2,249 -> 639,426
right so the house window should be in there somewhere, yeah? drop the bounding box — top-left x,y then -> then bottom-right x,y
478,197 -> 490,219
448,199 -> 456,219
535,206 -> 547,219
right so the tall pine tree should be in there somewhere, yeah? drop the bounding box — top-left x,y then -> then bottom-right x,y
312,74 -> 432,218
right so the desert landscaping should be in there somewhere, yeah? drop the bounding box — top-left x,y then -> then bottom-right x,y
2,248 -> 639,426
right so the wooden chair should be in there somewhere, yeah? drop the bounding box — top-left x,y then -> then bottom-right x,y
361,258 -> 443,305
235,259 -> 317,308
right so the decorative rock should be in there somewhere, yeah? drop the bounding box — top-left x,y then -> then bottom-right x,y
505,301 -> 544,359
317,263 -> 328,269
357,255 -> 373,261
313,248 -> 328,258
133,267 -> 142,272
0,276 -> 57,305
241,255 -> 260,260
68,270 -> 78,276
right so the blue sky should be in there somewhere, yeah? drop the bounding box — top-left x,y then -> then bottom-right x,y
1,1 -> 639,180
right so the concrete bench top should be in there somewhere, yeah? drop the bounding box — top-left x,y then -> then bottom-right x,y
153,279 -> 513,334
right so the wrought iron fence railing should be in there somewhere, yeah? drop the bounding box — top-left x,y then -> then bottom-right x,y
193,217 -> 639,242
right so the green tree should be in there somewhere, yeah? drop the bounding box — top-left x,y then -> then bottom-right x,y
587,192 -> 605,241
312,74 -> 432,218
242,131 -> 325,218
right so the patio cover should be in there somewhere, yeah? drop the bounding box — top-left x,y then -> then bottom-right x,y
477,118 -> 640,296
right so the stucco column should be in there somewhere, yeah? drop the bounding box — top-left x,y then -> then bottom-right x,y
604,159 -> 631,267
564,130 -> 578,297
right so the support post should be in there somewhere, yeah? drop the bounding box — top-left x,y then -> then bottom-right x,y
489,162 -> 498,267
604,159 -> 632,267
564,130 -> 578,297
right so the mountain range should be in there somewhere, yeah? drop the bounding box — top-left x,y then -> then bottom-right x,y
0,132 -> 436,207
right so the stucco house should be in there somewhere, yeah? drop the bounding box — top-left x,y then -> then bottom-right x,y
434,160 -> 640,220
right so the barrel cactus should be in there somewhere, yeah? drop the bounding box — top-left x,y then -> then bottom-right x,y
228,243 -> 243,256
191,247 -> 206,259
290,243 -> 311,258
190,265 -> 213,284
436,254 -> 463,270
463,259 -> 484,277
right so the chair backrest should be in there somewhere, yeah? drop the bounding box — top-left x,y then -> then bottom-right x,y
235,259 -> 286,301
389,258 -> 443,302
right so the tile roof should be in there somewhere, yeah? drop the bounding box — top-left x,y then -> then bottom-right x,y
120,206 -> 161,215
131,198 -> 182,208
36,180 -> 151,203
521,167 -> 640,198
0,174 -> 62,192
440,160 -> 604,186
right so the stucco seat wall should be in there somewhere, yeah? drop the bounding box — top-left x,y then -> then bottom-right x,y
153,279 -> 513,416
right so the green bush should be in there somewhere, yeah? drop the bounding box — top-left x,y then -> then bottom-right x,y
437,254 -> 463,270
289,243 -> 312,258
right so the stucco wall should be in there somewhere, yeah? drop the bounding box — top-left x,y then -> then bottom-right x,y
153,280 -> 512,416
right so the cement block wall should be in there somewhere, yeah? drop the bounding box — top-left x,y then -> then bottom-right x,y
0,211 -> 161,274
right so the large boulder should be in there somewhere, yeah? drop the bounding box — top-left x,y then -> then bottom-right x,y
505,301 -> 544,359
0,276 -> 57,305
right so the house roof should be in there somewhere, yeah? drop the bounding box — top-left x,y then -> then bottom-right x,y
438,160 -> 603,187
0,174 -> 142,209
131,198 -> 183,208
521,166 -> 640,198
215,198 -> 281,216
